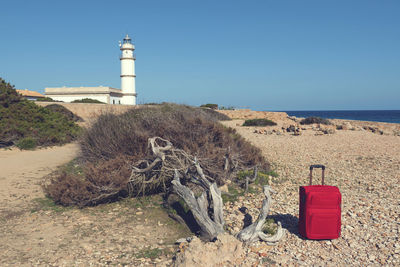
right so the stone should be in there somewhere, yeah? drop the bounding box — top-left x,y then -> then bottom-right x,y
173,234 -> 245,266
341,122 -> 353,130
286,125 -> 296,132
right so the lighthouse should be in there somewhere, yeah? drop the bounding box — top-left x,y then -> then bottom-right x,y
120,34 -> 137,105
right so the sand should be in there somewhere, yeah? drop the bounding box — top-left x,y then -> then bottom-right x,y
0,143 -> 187,266
0,143 -> 80,217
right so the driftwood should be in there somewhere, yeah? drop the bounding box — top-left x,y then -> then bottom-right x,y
172,164 -> 285,244
236,186 -> 285,244
172,168 -> 224,241
131,136 -> 285,245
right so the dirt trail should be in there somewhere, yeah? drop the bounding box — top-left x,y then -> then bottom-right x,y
0,143 -> 79,216
0,143 -> 189,266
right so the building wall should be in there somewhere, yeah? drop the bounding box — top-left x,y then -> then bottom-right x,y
110,95 -> 122,105
45,87 -> 124,105
49,94 -> 121,104
121,95 -> 136,105
25,96 -> 39,101
36,102 -> 137,124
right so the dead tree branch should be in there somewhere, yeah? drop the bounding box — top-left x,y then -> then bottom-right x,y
171,169 -> 224,240
129,136 -> 284,245
245,166 -> 258,193
129,136 -> 194,196
236,186 -> 285,244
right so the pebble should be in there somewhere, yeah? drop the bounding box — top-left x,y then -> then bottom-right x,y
220,120 -> 400,266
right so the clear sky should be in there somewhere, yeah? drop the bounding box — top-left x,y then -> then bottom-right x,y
1,0 -> 399,110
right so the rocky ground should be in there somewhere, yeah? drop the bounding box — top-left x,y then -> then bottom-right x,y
216,118 -> 400,266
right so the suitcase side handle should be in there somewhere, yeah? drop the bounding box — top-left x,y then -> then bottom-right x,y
309,164 -> 325,185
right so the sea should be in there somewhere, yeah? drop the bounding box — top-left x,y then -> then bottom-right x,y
282,110 -> 400,124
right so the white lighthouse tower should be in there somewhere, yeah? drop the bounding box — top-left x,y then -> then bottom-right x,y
119,34 -> 137,105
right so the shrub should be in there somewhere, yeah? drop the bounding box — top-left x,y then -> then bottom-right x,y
0,77 -> 81,149
242,118 -> 277,127
200,103 -> 218,110
236,169 -> 276,186
200,108 -> 231,121
80,104 -> 258,166
16,137 -> 37,150
44,156 -> 132,207
36,97 -> 61,102
44,104 -> 83,122
300,117 -> 332,125
71,98 -> 105,104
0,79 -> 21,108
45,103 -> 269,206
219,106 -> 235,110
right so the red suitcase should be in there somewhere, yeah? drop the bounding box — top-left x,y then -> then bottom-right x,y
299,165 -> 341,239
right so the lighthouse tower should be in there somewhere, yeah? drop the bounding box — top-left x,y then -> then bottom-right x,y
120,34 -> 137,105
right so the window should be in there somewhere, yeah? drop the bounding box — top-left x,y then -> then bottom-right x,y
113,100 -> 115,104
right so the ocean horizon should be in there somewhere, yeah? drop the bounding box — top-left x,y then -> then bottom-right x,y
273,110 -> 400,124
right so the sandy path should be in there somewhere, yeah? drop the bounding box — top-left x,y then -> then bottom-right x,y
0,143 -> 79,216
0,143 -> 189,266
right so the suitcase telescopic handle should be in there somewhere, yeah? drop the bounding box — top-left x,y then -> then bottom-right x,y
309,164 -> 325,185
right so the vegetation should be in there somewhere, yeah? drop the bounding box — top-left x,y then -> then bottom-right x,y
221,184 -> 246,203
135,247 -> 163,259
262,218 -> 278,235
242,118 -> 277,127
219,106 -> 235,110
200,103 -> 218,110
44,103 -> 269,207
0,78 -> 81,149
237,169 -> 272,186
35,97 -> 61,102
71,98 -> 105,104
31,197 -> 72,213
300,116 -> 332,125
44,104 -> 83,122
16,137 -> 37,150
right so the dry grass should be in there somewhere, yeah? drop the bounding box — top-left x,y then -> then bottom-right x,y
44,104 -> 270,206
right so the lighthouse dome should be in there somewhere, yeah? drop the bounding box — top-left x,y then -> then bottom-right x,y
121,34 -> 134,50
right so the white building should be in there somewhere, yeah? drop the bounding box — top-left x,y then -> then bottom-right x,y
45,35 -> 137,105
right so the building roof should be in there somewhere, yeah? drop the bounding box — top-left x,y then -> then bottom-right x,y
16,89 -> 45,98
45,86 -> 124,96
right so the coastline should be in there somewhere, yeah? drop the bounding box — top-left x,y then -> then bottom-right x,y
281,110 -> 400,124
218,109 -> 400,136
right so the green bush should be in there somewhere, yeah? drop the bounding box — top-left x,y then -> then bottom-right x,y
300,117 -> 332,125
36,97 -> 61,102
236,169 -> 277,186
16,137 -> 37,150
262,218 -> 277,235
71,98 -> 105,104
200,103 -> 218,110
242,118 -> 277,127
219,106 -> 235,110
0,77 -> 81,149
44,104 -> 83,122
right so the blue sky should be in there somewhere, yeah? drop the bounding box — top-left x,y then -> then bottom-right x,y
1,0 -> 399,110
